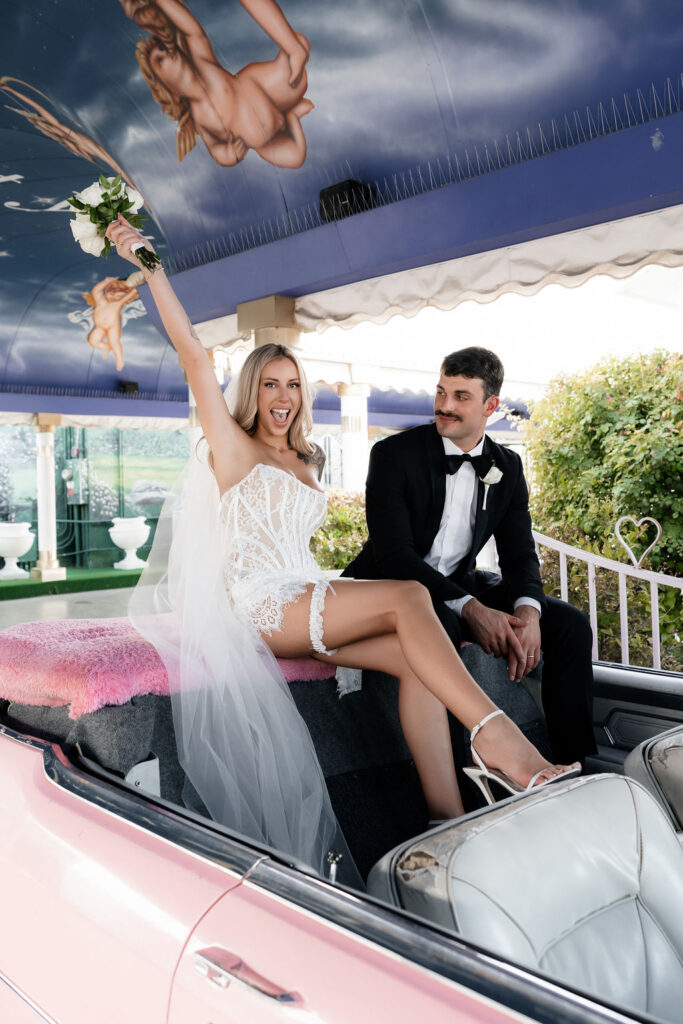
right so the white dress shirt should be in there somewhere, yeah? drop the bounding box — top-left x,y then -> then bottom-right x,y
424,435 -> 541,618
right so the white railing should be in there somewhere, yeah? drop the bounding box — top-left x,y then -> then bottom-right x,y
533,532 -> 683,669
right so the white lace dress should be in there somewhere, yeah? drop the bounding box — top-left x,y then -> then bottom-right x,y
221,463 -> 336,655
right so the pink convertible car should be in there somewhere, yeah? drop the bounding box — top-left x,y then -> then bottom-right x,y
1,627 -> 682,1023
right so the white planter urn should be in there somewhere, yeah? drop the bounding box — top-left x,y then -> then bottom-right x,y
108,516 -> 150,571
0,522 -> 35,580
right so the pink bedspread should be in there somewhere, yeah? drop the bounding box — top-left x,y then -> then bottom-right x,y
0,617 -> 334,719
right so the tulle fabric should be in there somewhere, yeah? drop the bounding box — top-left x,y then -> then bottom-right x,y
129,425 -> 361,887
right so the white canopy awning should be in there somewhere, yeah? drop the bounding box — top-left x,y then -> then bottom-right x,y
189,204 -> 683,394
295,204 -> 683,332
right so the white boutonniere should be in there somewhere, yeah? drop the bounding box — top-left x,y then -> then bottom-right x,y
479,462 -> 503,510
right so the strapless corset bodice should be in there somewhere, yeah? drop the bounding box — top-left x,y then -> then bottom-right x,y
220,463 -> 329,635
221,462 -> 326,578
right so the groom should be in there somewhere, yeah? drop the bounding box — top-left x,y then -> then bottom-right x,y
344,346 -> 596,766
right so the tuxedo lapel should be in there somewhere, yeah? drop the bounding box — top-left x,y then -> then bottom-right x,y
469,478 -> 488,563
424,424 -> 446,547
468,435 -> 495,565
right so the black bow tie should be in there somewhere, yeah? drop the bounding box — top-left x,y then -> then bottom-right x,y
445,452 -> 492,477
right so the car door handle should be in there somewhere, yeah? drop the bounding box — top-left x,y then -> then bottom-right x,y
193,946 -> 303,1006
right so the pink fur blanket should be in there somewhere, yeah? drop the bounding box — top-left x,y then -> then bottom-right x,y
0,617 -> 335,719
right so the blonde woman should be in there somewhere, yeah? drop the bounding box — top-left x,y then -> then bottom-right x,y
122,0 -> 313,166
110,215 -> 579,881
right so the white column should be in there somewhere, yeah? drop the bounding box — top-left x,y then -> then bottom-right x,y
30,419 -> 66,581
339,383 -> 370,492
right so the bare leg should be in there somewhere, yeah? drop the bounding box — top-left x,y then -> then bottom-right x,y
254,110 -> 307,168
270,579 -> 579,790
292,98 -> 314,118
87,326 -> 109,353
315,632 -> 464,819
106,322 -> 125,372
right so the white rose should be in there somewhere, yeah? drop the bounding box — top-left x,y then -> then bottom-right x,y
70,215 -> 105,256
75,181 -> 106,206
124,187 -> 144,213
70,215 -> 98,242
481,466 -> 503,486
78,233 -> 107,257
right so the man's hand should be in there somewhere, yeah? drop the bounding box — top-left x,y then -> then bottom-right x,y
508,604 -> 541,683
461,599 -> 526,668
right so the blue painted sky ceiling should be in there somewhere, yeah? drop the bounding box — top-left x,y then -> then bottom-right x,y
2,0 -> 683,410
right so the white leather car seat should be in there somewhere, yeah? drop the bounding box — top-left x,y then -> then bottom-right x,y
624,724 -> 683,832
367,774 -> 683,1022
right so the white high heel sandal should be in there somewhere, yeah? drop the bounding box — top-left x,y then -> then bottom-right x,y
463,709 -> 581,806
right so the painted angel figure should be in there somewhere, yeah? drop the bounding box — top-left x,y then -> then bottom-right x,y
120,0 -> 313,167
81,277 -> 142,371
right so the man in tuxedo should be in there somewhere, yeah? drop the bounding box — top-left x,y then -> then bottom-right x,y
344,346 -> 596,766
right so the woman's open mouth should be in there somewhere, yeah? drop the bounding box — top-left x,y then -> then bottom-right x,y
270,408 -> 291,426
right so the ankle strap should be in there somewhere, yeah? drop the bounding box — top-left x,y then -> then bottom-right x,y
469,708 -> 505,743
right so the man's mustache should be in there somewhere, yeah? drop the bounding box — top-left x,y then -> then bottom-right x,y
434,410 -> 462,421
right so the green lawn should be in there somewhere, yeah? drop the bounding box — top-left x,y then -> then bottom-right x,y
90,453 -> 188,489
5,455 -> 188,503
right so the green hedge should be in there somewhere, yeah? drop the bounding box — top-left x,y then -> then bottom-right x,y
524,350 -> 682,671
311,490 -> 367,570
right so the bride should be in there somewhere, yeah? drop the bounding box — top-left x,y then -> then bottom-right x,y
108,215 -> 580,881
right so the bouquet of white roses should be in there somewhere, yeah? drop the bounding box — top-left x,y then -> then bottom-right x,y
67,174 -> 160,272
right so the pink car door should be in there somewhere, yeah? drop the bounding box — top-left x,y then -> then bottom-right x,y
169,867 -> 521,1024
0,733 -> 259,1024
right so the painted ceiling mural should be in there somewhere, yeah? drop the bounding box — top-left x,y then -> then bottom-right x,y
2,0 -> 683,410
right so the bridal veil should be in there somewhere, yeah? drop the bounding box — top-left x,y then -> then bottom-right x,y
129,409 -> 361,887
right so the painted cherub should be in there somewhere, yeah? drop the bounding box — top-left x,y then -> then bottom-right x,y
120,0 -> 313,167
83,277 -> 140,371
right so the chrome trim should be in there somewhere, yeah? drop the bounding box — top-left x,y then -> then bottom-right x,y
0,969 -> 57,1023
603,725 -> 616,747
594,663 -> 683,699
193,948 -> 302,1005
241,854 -> 270,883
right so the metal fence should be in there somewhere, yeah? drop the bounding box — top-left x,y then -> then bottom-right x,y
533,531 -> 683,670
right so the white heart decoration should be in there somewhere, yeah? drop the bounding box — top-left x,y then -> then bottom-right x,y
615,516 -> 662,568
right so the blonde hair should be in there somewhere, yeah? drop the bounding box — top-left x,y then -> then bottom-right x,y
232,345 -> 315,456
135,36 -> 197,161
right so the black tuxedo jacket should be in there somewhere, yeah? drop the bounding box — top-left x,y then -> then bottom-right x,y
343,423 -> 545,608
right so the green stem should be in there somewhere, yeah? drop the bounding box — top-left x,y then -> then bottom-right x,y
135,248 -> 162,272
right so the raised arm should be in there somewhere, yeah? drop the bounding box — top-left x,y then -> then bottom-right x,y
90,279 -> 109,301
105,215 -> 254,490
238,0 -> 309,84
152,0 -> 217,62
